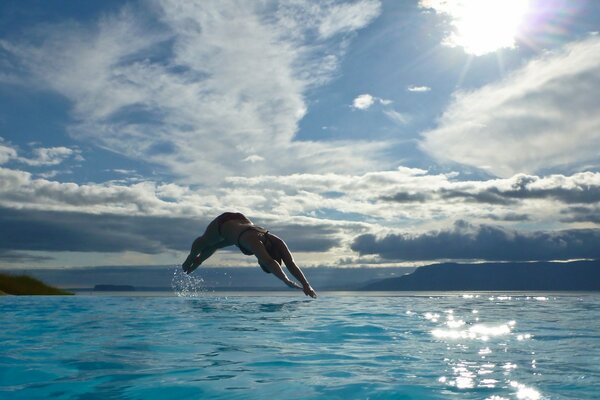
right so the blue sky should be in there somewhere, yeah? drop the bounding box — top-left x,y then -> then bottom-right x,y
1,0 -> 600,270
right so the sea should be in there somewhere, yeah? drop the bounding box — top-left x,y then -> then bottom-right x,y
1,270 -> 600,399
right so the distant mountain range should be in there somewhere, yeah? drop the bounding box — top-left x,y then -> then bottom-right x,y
361,260 -> 600,291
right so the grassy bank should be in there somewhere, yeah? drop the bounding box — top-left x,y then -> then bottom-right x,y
0,273 -> 73,295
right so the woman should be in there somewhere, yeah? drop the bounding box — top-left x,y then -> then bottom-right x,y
182,212 -> 317,298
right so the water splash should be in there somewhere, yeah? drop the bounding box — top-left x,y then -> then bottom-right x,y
171,265 -> 207,297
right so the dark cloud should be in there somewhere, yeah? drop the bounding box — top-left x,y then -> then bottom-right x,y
0,207 -> 200,254
381,174 -> 600,205
443,175 -> 600,204
0,208 -> 340,254
0,250 -> 53,263
379,192 -> 429,203
486,212 -> 530,222
560,206 -> 600,224
248,218 -> 340,252
351,220 -> 600,262
438,187 -> 516,205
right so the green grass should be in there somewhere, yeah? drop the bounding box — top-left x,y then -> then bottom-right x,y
0,273 -> 73,295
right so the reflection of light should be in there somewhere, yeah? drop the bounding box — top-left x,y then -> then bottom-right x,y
479,347 -> 492,355
432,322 -> 513,340
424,312 -> 440,322
479,378 -> 498,388
447,318 -> 465,328
453,363 -> 476,389
503,362 -> 518,371
517,334 -> 532,341
510,381 -> 541,400
455,375 -> 475,389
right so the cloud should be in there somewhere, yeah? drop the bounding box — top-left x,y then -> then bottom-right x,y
0,250 -> 53,263
352,94 -> 376,110
560,206 -> 600,224
1,1 -> 386,184
407,85 -> 431,92
0,206 -> 341,255
351,93 -> 392,110
420,37 -> 600,177
4,163 -> 599,232
316,0 -> 382,39
438,173 -> 600,205
383,109 -> 410,125
17,146 -> 80,166
0,141 -> 17,164
0,207 -> 198,254
485,212 -> 530,222
2,162 -> 599,265
351,220 -> 600,262
242,155 -> 265,163
380,172 -> 600,206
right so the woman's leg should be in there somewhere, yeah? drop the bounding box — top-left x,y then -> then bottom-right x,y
240,232 -> 300,288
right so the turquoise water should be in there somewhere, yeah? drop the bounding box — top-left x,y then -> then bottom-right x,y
2,293 -> 600,399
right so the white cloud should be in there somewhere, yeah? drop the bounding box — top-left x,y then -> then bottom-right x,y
242,155 -> 265,163
420,36 -> 600,177
318,0 -> 381,39
351,93 -> 393,110
2,1 -> 385,184
383,109 -> 410,125
0,142 -> 17,164
407,85 -> 431,92
352,94 -> 375,109
17,146 -> 78,166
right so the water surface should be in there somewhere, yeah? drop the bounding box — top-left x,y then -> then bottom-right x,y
2,293 -> 600,399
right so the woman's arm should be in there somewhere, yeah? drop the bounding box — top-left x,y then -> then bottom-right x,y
187,241 -> 229,273
275,238 -> 317,298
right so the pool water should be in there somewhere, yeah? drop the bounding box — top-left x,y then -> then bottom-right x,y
2,292 -> 600,399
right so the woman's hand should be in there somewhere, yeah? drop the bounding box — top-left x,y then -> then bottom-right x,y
285,279 -> 303,290
303,284 -> 317,298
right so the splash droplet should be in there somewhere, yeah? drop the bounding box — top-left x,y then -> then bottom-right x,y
171,266 -> 207,297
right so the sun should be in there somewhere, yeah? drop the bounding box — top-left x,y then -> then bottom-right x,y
425,0 -> 531,56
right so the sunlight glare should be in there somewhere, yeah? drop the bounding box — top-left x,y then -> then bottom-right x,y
425,0 -> 531,55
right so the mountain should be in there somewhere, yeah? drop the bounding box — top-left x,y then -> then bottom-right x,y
361,260 -> 600,291
0,272 -> 73,295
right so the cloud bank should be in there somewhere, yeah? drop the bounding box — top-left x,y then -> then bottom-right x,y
420,36 -> 600,177
352,220 -> 600,262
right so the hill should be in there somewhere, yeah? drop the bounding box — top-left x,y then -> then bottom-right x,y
0,272 -> 73,295
361,260 -> 600,291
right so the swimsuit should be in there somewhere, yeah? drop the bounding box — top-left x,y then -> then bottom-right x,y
238,227 -> 282,274
215,212 -> 278,273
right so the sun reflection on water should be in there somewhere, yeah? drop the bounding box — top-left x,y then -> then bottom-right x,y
424,295 -> 542,398
432,321 -> 513,340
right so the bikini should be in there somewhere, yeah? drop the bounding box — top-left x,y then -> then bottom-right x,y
215,212 -> 278,273
239,228 -> 278,274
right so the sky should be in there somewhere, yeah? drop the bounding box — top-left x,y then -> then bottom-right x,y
1,0 -> 600,273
